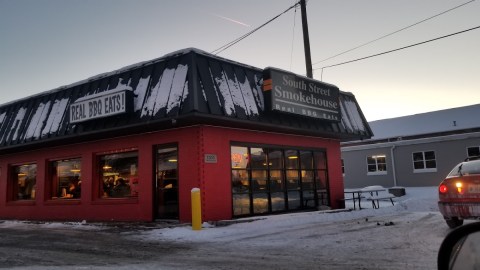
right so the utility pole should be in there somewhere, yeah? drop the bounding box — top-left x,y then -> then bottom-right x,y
300,0 -> 313,78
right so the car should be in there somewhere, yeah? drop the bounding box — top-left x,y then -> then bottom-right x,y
438,157 -> 480,228
437,221 -> 480,269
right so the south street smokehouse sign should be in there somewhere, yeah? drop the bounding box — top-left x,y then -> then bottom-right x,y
263,68 -> 340,121
69,90 -> 133,124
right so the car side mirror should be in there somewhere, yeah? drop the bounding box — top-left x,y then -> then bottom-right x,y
438,222 -> 480,270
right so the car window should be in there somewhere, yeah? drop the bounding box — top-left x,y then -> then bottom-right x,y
447,160 -> 480,177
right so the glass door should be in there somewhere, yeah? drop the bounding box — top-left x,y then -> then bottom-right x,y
155,146 -> 178,219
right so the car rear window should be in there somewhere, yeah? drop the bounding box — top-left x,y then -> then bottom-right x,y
447,160 -> 480,177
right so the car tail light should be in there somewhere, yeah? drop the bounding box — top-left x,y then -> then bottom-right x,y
439,184 -> 448,193
455,181 -> 465,195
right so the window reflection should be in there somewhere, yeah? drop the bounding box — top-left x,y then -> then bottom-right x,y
285,150 -> 299,169
251,170 -> 267,192
300,151 -> 313,169
286,170 -> 299,190
268,150 -> 283,169
12,164 -> 37,200
231,146 -> 329,217
232,170 -> 249,193
250,148 -> 267,169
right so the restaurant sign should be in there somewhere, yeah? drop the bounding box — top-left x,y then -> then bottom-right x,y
263,67 -> 340,121
69,89 -> 133,124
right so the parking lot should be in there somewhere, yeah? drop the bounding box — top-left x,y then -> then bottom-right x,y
0,187 -> 453,270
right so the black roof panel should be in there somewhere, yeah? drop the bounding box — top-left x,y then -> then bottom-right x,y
0,48 -> 373,152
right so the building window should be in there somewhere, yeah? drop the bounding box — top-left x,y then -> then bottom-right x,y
341,159 -> 345,175
467,146 -> 480,159
99,151 -> 139,198
50,158 -> 81,199
231,145 -> 329,217
412,151 -> 437,173
366,155 -> 387,175
11,163 -> 37,200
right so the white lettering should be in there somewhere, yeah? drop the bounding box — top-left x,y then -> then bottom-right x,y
69,91 -> 128,124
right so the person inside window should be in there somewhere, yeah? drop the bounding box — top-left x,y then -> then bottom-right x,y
103,177 -> 115,197
67,182 -> 81,198
110,178 -> 131,198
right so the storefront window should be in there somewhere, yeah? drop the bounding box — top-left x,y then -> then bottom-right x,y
231,145 -> 329,217
99,151 -> 138,198
268,150 -> 283,169
51,158 -> 81,199
285,150 -> 299,169
231,146 -> 249,169
250,148 -> 266,169
11,163 -> 37,200
232,170 -> 249,193
300,151 -> 313,170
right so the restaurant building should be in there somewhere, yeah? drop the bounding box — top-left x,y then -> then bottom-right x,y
0,48 -> 372,222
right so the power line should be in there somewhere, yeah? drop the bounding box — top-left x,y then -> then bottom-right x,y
211,1 -> 301,55
316,25 -> 480,73
312,0 -> 476,66
289,2 -> 299,70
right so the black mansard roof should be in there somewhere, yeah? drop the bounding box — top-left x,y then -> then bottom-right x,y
0,48 -> 373,153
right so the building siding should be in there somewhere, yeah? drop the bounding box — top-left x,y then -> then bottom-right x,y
343,134 -> 480,188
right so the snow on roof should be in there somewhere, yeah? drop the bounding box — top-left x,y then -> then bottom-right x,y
0,48 -> 372,151
369,103 -> 480,140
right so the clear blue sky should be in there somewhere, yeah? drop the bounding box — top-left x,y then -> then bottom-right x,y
0,0 -> 478,121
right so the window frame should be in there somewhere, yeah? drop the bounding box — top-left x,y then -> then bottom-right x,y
94,148 -> 139,203
230,144 -> 329,217
8,162 -> 38,203
412,150 -> 437,173
467,146 -> 480,159
366,155 -> 387,175
47,157 -> 82,201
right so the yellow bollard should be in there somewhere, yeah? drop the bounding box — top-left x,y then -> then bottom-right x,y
191,188 -> 202,230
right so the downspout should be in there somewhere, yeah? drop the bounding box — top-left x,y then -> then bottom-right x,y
390,145 -> 397,187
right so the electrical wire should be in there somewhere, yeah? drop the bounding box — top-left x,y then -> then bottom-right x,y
211,1 -> 301,55
312,0 -> 476,66
289,2 -> 298,70
316,25 -> 480,74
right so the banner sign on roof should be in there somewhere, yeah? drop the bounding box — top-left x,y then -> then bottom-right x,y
69,90 -> 133,124
263,67 -> 340,122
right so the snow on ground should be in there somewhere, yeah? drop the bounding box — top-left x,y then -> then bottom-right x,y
132,186 -> 441,243
0,186 -> 457,269
0,186 -> 439,236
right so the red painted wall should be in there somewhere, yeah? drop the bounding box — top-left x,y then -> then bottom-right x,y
0,127 -> 200,222
0,125 -> 343,222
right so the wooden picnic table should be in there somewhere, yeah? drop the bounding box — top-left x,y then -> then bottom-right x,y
343,186 -> 387,210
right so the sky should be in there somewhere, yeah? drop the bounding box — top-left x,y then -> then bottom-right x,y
0,0 -> 478,121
